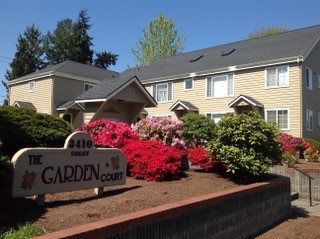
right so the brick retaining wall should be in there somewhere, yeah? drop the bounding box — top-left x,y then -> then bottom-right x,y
35,176 -> 290,239
271,165 -> 320,200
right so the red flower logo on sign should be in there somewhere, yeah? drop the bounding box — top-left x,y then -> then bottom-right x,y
21,171 -> 37,190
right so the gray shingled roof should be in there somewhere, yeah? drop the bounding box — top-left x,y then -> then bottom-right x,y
75,76 -> 157,107
120,25 -> 320,83
228,95 -> 264,108
13,101 -> 36,110
9,60 -> 119,84
169,100 -> 199,111
57,100 -> 84,111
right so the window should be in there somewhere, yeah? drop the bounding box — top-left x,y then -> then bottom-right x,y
206,112 -> 231,123
265,66 -> 289,88
28,81 -> 35,92
317,75 -> 320,88
206,74 -> 233,98
152,82 -> 173,103
84,83 -> 95,92
306,68 -> 313,90
318,113 -> 320,126
265,109 -> 289,130
184,78 -> 193,90
151,115 -> 172,120
306,109 -> 313,131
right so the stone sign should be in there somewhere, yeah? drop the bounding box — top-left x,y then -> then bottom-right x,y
12,132 -> 126,203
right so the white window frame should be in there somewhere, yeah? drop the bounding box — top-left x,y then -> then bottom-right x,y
205,74 -> 234,98
205,111 -> 233,123
151,114 -> 173,120
28,81 -> 35,92
265,108 -> 290,130
306,67 -> 313,90
306,109 -> 313,131
153,82 -> 173,103
265,65 -> 289,88
184,78 -> 194,91
84,83 -> 95,92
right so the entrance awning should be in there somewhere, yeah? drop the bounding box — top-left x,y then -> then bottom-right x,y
228,95 -> 263,108
57,101 -> 85,111
169,100 -> 199,112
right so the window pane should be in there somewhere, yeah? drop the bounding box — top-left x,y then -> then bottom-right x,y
266,111 -> 277,123
156,84 -> 168,102
185,79 -> 193,89
278,110 -> 288,129
207,78 -> 212,97
278,67 -> 288,86
213,75 -> 228,97
227,75 -> 233,95
267,69 -> 277,87
168,82 -> 172,101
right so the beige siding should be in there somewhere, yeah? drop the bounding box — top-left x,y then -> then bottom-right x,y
9,77 -> 53,114
302,40 -> 320,140
145,63 -> 301,137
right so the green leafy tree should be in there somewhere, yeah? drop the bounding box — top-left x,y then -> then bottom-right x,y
45,9 -> 117,68
180,113 -> 216,147
132,13 -> 186,66
207,112 -> 282,177
5,24 -> 45,81
248,27 -> 287,39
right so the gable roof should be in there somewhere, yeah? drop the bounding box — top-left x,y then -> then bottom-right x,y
57,100 -> 85,111
75,76 -> 157,107
13,101 -> 36,110
8,61 -> 120,85
121,25 -> 320,83
228,95 -> 264,108
169,100 -> 199,111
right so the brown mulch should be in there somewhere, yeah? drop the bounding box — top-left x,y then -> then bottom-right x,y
1,169 -> 320,238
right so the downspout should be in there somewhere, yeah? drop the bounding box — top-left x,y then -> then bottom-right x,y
298,57 -> 304,137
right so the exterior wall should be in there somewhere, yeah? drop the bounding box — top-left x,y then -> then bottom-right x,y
302,40 -> 320,140
34,176 -> 290,239
9,77 -> 53,114
146,63 -> 301,137
271,165 -> 320,200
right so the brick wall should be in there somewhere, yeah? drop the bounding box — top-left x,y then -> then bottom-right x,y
34,176 -> 290,239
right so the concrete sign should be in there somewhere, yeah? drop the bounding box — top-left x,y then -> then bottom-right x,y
12,132 -> 126,201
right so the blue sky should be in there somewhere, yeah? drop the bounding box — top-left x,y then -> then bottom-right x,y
1,0 -> 319,104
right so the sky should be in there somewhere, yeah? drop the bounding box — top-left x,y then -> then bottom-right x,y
0,0 -> 319,105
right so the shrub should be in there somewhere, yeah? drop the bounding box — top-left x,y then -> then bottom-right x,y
78,119 -> 138,148
180,113 -> 216,147
188,147 -> 226,172
304,147 -> 320,162
0,106 -> 73,158
207,112 -> 282,177
276,133 -> 311,159
305,138 -> 320,152
122,140 -> 183,181
132,116 -> 186,149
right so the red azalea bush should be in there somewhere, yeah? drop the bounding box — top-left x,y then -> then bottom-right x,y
122,140 -> 183,181
276,133 -> 311,158
188,147 -> 226,172
77,119 -> 138,148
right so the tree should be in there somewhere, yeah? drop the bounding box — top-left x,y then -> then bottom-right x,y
248,27 -> 287,39
45,9 -> 117,69
5,24 -> 45,81
132,13 -> 186,67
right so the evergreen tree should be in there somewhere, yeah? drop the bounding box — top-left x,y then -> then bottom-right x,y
248,27 -> 287,39
5,24 -> 45,81
94,51 -> 118,69
132,13 -> 186,67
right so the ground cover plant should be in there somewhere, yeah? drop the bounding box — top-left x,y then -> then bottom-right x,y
0,223 -> 45,239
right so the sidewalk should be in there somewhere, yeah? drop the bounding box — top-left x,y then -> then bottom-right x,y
291,199 -> 320,217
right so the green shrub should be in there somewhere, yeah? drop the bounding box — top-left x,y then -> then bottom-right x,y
305,138 -> 320,152
180,113 -> 216,147
207,112 -> 282,177
0,222 -> 45,239
0,106 -> 73,158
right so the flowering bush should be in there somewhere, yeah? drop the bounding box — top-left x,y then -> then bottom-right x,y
276,133 -> 311,159
122,140 -> 183,181
77,119 -> 138,148
188,147 -> 226,172
132,116 -> 186,149
304,146 -> 320,162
